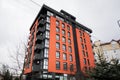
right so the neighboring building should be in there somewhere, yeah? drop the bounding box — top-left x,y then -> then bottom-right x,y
23,4 -> 95,80
93,39 -> 120,62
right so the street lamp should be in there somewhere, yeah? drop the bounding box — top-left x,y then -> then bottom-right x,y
117,20 -> 120,27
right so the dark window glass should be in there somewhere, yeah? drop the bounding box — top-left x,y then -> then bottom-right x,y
86,52 -> 88,57
56,61 -> 60,70
82,50 -> 85,56
88,59 -> 90,65
67,25 -> 70,30
70,64 -> 73,71
63,62 -> 67,70
82,44 -> 84,49
84,58 -> 86,64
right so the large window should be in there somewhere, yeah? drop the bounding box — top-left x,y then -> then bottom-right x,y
68,39 -> 71,44
82,50 -> 85,56
62,44 -> 66,51
88,59 -> 90,65
82,44 -> 84,49
56,42 -> 60,49
62,23 -> 65,28
70,54 -> 73,61
56,61 -> 60,70
68,46 -> 72,53
70,64 -> 73,71
62,30 -> 65,35
86,52 -> 88,57
56,27 -> 60,33
68,32 -> 70,37
46,23 -> 50,30
63,62 -> 67,70
43,59 -> 48,69
56,34 -> 60,41
44,48 -> 49,57
84,58 -> 86,65
63,53 -> 67,60
56,20 -> 59,26
62,37 -> 66,43
56,51 -> 60,59
47,17 -> 50,23
45,31 -> 49,38
67,25 -> 70,30
45,39 -> 49,47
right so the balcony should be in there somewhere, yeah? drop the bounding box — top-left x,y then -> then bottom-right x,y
38,19 -> 46,27
37,26 -> 45,34
32,64 -> 41,72
36,34 -> 45,42
38,14 -> 45,20
34,43 -> 44,52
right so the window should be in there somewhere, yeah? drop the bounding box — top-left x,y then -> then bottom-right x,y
43,59 -> 48,69
56,51 -> 60,58
62,37 -> 66,42
46,23 -> 50,30
56,42 -> 60,49
86,52 -> 88,57
68,32 -> 70,37
85,45 -> 87,50
70,54 -> 73,61
67,25 -> 70,30
56,61 -> 60,70
45,31 -> 49,38
47,11 -> 53,16
56,27 -> 60,33
62,44 -> 66,51
68,46 -> 72,53
44,48 -> 48,57
68,39 -> 71,44
62,23 -> 65,28
88,59 -> 90,65
63,53 -> 67,60
56,34 -> 60,41
82,50 -> 85,56
45,39 -> 49,47
84,58 -> 86,64
63,62 -> 67,70
82,44 -> 84,49
84,39 -> 86,43
80,37 -> 82,42
62,30 -> 65,35
56,20 -> 59,26
70,64 -> 73,71
47,17 -> 50,23
80,31 -> 82,36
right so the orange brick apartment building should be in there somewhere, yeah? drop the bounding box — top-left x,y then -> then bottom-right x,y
23,4 -> 95,80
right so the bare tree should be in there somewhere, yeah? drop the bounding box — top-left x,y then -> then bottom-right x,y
9,40 -> 28,77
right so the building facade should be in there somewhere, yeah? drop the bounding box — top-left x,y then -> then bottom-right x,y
23,5 -> 95,80
93,40 -> 120,62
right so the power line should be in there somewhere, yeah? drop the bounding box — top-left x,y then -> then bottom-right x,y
29,0 -> 42,7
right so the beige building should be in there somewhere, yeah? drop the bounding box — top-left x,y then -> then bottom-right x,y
93,39 -> 120,62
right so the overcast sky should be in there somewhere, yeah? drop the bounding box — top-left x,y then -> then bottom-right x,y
0,0 -> 120,66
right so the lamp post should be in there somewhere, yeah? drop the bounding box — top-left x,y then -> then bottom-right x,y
117,20 -> 120,27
